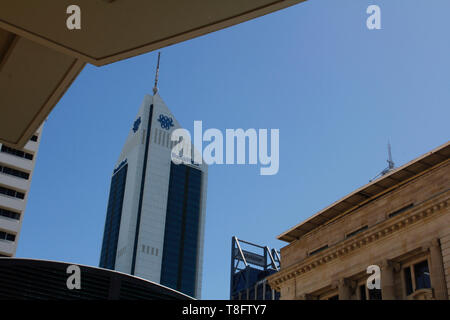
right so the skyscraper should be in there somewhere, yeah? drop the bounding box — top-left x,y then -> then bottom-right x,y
0,125 -> 43,257
99,92 -> 208,298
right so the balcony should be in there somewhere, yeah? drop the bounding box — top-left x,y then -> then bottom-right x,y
0,171 -> 30,191
0,239 -> 15,256
0,193 -> 24,212
0,150 -> 34,171
0,214 -> 20,233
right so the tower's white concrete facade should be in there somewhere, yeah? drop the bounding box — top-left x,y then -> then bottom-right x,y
0,125 -> 43,257
100,94 -> 207,298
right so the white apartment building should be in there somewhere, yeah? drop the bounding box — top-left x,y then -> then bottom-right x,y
0,125 -> 42,257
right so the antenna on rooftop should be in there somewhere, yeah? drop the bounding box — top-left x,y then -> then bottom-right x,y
387,141 -> 394,170
153,52 -> 161,95
370,141 -> 395,182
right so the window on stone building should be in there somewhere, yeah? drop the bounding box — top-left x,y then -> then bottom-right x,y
358,282 -> 382,300
388,203 -> 414,218
414,261 -> 431,290
359,284 -> 367,300
346,225 -> 368,239
368,288 -> 382,300
403,259 -> 431,296
309,244 -> 328,256
404,267 -> 413,295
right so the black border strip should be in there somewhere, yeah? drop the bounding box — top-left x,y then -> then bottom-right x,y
131,103 -> 154,275
176,166 -> 190,290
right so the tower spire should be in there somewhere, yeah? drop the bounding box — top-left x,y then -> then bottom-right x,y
153,52 -> 161,95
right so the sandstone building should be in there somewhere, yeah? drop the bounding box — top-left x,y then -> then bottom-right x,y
268,142 -> 450,300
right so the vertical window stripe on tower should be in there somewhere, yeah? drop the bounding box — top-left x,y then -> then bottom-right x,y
99,163 -> 128,270
160,163 -> 202,297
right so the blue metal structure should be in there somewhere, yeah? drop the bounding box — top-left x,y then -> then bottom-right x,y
230,236 -> 280,300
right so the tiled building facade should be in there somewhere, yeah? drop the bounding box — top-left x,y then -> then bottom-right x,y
0,126 -> 42,257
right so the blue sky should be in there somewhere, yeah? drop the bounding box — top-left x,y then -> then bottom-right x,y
16,0 -> 450,299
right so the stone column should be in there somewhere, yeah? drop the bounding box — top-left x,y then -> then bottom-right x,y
337,278 -> 352,300
429,238 -> 448,300
380,259 -> 397,300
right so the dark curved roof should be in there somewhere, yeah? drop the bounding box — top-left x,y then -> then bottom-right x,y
0,258 -> 193,300
278,141 -> 450,242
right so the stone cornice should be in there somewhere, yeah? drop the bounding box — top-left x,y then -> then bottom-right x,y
267,193 -> 449,291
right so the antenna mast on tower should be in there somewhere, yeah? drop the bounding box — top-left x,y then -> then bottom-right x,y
153,52 -> 161,95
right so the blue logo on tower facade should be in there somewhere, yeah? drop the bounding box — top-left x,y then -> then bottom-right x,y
133,117 -> 141,133
157,114 -> 174,130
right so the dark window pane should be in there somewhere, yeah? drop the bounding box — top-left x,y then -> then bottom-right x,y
0,186 -> 25,200
6,233 -> 15,241
0,231 -> 15,242
0,145 -> 34,161
414,260 -> 431,290
404,267 -> 413,295
309,245 -> 328,256
388,203 -> 414,218
0,208 -> 20,220
359,285 -> 367,300
346,225 -> 368,238
368,288 -> 382,300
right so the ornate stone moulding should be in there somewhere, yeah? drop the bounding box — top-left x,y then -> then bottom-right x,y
268,194 -> 449,290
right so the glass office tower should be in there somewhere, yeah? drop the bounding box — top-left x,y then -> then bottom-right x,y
99,93 -> 208,298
